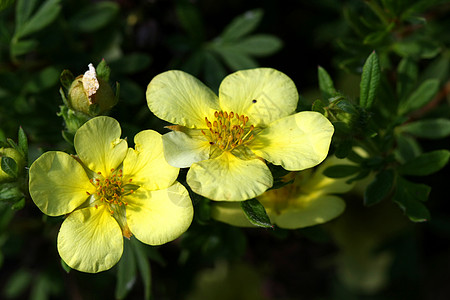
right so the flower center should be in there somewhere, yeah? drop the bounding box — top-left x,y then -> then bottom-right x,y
89,169 -> 135,214
201,111 -> 255,151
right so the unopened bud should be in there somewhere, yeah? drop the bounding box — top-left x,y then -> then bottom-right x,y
67,64 -> 117,116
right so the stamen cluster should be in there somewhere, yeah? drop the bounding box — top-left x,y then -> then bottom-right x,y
201,111 -> 255,151
88,168 -> 134,214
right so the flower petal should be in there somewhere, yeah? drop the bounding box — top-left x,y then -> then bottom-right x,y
123,130 -> 179,190
210,202 -> 255,227
126,182 -> 193,245
74,116 -> 128,177
269,194 -> 345,229
162,130 -> 211,168
146,70 -> 220,128
187,152 -> 273,201
219,68 -> 298,126
57,206 -> 123,273
251,111 -> 334,171
29,151 -> 95,216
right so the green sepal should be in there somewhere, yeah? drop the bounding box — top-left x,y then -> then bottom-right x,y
240,198 -> 273,228
317,66 -> 337,101
96,59 -> 111,82
1,157 -> 18,179
60,69 -> 74,91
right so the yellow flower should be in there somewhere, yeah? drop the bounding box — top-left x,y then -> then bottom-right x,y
29,116 -> 193,273
211,157 -> 354,229
146,68 -> 334,201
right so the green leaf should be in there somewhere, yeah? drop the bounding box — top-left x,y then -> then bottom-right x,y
17,127 -> 28,160
240,198 -> 273,228
220,9 -> 263,42
393,177 -> 431,222
175,0 -> 204,41
10,39 -> 38,57
213,46 -> 258,71
398,79 -> 440,115
11,197 -> 25,210
60,70 -> 74,91
323,164 -> 360,178
15,0 -> 61,39
234,34 -> 283,56
203,50 -> 227,93
131,239 -> 152,300
393,38 -> 441,59
317,66 -> 337,101
60,259 -> 71,273
95,59 -> 111,82
0,183 -> 23,202
15,0 -> 39,30
3,269 -> 32,298
69,2 -> 119,32
1,157 -> 18,178
399,150 -> 450,176
395,133 -> 422,163
312,99 -> 326,114
359,51 -> 380,109
109,53 -> 152,74
0,0 -> 15,12
26,66 -> 60,93
400,118 -> 450,139
116,240 -> 137,300
364,169 -> 395,206
396,57 -> 418,100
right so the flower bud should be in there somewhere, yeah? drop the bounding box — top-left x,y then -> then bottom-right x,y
67,64 -> 117,116
0,147 -> 25,182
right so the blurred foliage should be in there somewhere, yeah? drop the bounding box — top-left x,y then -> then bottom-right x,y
0,0 -> 449,299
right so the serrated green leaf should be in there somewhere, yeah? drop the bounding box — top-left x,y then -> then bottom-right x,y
69,1 -> 119,32
360,51 -> 380,109
220,9 -> 263,42
399,149 -> 449,176
400,118 -> 450,139
318,66 -> 336,101
393,177 -> 431,222
1,157 -> 18,178
399,79 -> 440,115
116,241 -> 137,300
131,239 -> 152,300
323,164 -> 360,178
234,34 -> 283,56
396,57 -> 418,100
364,169 -> 395,206
15,0 -> 61,39
240,198 -> 272,228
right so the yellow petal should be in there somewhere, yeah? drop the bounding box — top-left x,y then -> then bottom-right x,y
210,202 -> 255,227
146,70 -> 220,128
251,111 -> 334,171
187,151 -> 273,201
74,116 -> 128,176
29,151 -> 95,216
126,182 -> 193,245
162,130 -> 211,168
123,130 -> 179,191
269,194 -> 345,229
219,68 -> 298,126
57,206 -> 123,273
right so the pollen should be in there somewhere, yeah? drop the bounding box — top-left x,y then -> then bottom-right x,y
202,110 -> 255,151
90,169 -> 134,214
